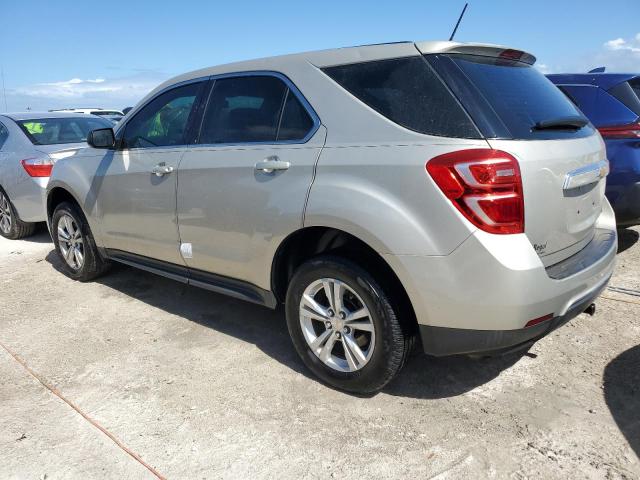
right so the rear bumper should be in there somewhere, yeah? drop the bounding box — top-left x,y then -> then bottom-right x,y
383,200 -> 617,355
420,272 -> 610,356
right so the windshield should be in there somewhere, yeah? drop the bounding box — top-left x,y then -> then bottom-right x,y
438,54 -> 593,140
17,117 -> 112,145
92,111 -> 123,116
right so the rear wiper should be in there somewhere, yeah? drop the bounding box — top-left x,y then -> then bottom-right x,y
532,116 -> 589,131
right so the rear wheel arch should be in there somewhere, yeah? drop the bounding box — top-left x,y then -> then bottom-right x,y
271,226 -> 419,338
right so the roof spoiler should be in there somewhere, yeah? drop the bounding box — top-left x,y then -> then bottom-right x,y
415,41 -> 537,65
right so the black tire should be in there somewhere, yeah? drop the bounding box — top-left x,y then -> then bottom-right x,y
285,255 -> 412,394
0,188 -> 37,240
51,201 -> 110,281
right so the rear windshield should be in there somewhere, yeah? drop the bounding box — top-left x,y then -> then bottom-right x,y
434,54 -> 593,140
322,57 -> 480,138
16,117 -> 112,145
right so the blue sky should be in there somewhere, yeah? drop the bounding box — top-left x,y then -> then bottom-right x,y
1,0 -> 639,112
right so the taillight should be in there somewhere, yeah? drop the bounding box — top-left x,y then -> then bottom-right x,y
598,122 -> 640,139
499,49 -> 524,61
21,157 -> 54,177
426,149 -> 524,234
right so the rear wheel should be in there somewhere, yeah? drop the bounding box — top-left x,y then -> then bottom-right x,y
0,189 -> 37,240
51,202 -> 110,281
285,256 -> 412,394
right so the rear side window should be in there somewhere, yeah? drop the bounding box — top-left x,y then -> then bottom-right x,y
198,75 -> 315,144
440,54 -> 593,140
322,57 -> 480,138
123,82 -> 202,148
0,122 -> 8,149
631,79 -> 640,100
200,76 -> 286,144
278,91 -> 314,141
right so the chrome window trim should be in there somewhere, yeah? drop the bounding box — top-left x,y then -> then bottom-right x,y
194,70 -> 321,147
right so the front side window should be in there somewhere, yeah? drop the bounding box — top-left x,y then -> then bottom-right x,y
198,75 -> 315,144
123,82 -> 202,148
16,117 -> 112,145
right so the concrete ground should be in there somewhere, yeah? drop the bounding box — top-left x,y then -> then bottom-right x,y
1,226 -> 639,479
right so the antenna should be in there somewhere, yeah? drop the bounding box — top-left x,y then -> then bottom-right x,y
0,67 -> 7,112
449,3 -> 469,42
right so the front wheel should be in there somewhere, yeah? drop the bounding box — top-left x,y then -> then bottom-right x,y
285,255 -> 412,394
51,202 -> 110,281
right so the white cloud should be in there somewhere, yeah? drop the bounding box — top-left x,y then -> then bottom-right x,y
539,32 -> 640,74
604,36 -> 640,54
536,63 -> 551,74
3,72 -> 170,112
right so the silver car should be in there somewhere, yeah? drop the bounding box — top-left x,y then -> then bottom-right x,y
46,41 -> 617,393
0,112 -> 112,239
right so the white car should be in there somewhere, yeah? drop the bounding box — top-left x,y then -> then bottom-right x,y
50,107 -> 125,116
0,112 -> 112,239
50,108 -> 124,125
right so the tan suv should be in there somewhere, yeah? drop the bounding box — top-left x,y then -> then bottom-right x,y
46,41 -> 617,393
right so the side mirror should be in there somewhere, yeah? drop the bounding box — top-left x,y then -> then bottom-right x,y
87,128 -> 115,149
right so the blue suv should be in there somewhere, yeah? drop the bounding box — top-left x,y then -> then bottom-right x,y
548,72 -> 640,226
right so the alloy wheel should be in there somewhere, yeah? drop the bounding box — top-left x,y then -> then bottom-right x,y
0,192 -> 12,235
57,214 -> 84,270
299,278 -> 376,372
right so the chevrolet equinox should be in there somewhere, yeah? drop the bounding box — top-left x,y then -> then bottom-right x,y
46,41 -> 617,393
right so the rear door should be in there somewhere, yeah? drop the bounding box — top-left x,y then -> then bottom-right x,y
177,73 -> 325,289
426,52 -> 608,265
98,80 -> 206,264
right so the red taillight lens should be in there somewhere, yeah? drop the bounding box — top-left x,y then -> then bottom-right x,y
597,122 -> 640,139
499,49 -> 524,61
21,158 -> 53,177
426,149 -> 524,234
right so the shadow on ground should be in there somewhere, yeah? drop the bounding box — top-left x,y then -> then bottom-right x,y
604,345 -> 640,459
46,251 -> 523,399
22,224 -> 51,244
618,228 -> 639,254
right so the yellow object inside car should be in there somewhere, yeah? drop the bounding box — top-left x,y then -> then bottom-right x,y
23,122 -> 44,134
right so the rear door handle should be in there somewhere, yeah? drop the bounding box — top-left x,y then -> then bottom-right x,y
152,163 -> 174,176
254,157 -> 290,174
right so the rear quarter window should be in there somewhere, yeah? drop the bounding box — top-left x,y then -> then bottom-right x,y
608,78 -> 640,117
322,57 -> 481,139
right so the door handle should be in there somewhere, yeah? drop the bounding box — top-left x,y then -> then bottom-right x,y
254,157 -> 290,174
151,163 -> 174,177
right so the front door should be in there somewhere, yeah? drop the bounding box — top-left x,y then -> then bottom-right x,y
177,74 -> 325,289
98,81 -> 206,264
